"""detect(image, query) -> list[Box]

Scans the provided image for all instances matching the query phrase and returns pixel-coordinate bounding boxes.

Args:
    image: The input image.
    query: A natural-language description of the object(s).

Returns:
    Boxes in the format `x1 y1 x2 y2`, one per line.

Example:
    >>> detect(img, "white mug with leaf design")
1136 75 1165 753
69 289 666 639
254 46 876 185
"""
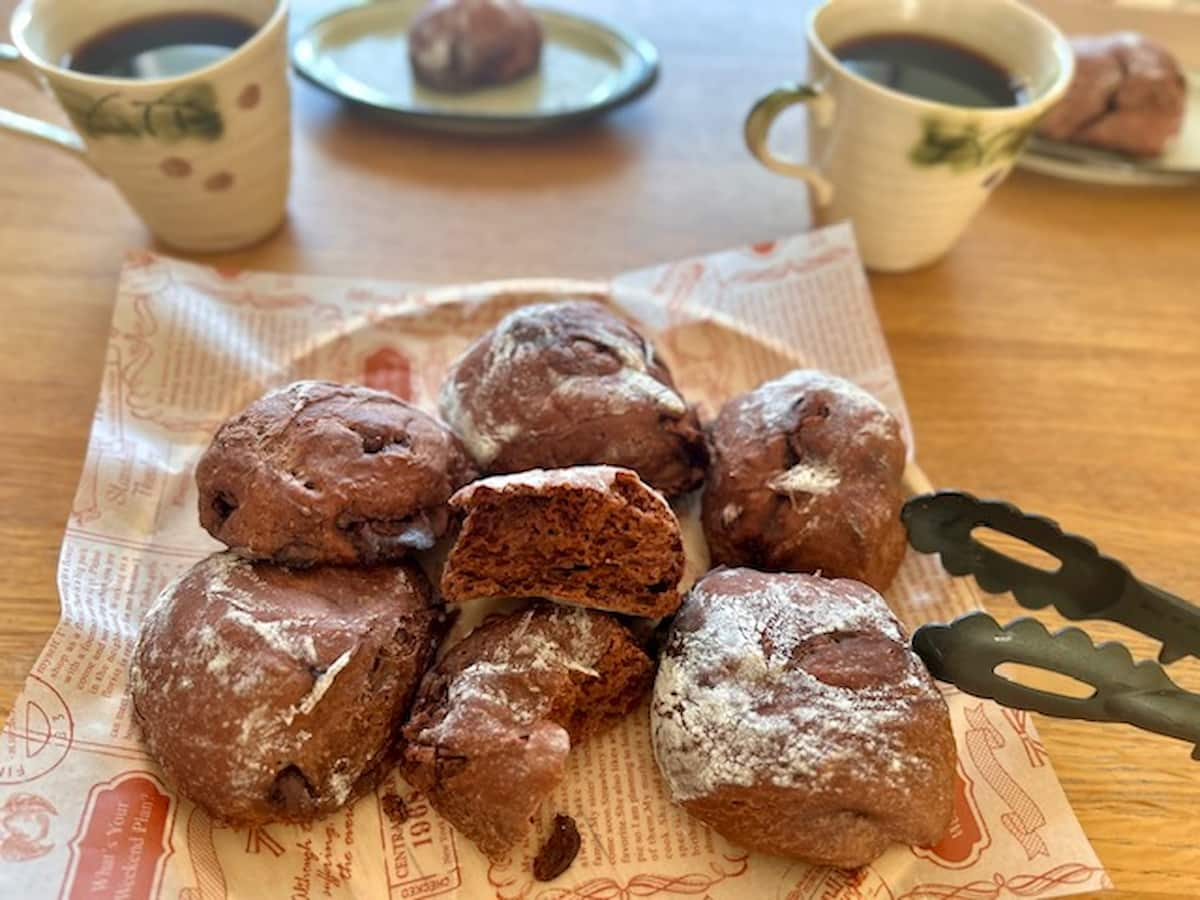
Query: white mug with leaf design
745 0 1073 272
2 0 290 252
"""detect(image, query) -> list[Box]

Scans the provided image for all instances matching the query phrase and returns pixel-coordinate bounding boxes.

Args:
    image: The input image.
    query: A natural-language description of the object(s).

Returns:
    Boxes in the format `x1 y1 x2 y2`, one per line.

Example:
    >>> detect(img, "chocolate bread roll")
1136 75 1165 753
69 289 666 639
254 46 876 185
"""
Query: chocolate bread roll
409 0 543 93
400 604 653 859
1038 33 1186 157
651 568 955 868
438 300 708 496
702 369 908 591
196 380 476 566
130 552 444 825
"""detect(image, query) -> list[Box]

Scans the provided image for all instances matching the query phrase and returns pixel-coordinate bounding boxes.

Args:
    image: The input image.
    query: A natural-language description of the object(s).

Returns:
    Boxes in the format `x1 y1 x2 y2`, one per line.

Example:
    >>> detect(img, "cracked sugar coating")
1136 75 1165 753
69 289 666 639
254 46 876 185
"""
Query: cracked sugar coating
650 568 955 868
441 465 686 618
702 369 907 591
129 552 444 825
438 300 708 496
400 603 653 860
197 380 477 565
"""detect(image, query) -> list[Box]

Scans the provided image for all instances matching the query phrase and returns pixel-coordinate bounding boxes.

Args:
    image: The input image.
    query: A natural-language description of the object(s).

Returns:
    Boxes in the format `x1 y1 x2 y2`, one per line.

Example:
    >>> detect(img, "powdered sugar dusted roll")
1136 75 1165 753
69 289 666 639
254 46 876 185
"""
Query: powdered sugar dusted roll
650 568 955 868
408 0 543 93
196 380 476 566
400 603 654 859
129 552 444 824
1037 33 1185 158
701 369 908 591
438 300 708 496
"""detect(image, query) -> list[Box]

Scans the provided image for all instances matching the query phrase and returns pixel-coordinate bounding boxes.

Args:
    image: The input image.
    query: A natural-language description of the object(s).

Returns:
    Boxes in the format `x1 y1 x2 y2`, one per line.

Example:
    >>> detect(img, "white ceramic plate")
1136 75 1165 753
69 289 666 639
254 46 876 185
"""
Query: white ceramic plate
1018 69 1200 186
291 1 659 135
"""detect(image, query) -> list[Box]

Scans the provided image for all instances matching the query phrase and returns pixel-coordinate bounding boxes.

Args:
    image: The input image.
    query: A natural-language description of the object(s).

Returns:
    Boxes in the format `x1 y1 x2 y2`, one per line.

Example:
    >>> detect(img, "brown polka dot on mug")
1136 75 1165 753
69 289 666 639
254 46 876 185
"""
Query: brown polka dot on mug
237 84 261 109
204 172 235 192
160 157 192 178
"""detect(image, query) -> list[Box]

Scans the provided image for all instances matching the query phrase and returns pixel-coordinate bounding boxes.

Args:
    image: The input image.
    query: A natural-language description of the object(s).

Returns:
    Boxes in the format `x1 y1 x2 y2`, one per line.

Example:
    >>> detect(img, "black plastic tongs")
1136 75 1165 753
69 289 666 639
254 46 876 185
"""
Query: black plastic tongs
903 491 1200 760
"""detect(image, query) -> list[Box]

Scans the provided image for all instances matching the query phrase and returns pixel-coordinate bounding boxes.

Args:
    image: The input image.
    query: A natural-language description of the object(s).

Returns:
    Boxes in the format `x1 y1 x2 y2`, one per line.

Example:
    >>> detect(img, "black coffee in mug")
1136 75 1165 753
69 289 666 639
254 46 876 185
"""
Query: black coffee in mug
834 33 1027 108
62 12 257 79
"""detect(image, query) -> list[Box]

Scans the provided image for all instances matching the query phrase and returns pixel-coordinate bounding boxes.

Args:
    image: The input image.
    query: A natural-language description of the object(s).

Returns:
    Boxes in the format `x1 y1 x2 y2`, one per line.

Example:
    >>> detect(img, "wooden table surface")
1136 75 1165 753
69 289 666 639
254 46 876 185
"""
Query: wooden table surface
2 0 1198 895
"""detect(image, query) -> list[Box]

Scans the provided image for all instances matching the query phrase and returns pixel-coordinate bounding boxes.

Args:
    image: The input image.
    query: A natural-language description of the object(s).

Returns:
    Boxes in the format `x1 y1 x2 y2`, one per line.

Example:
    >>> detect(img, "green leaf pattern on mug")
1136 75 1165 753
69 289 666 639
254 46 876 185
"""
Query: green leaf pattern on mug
910 118 1033 171
56 84 223 142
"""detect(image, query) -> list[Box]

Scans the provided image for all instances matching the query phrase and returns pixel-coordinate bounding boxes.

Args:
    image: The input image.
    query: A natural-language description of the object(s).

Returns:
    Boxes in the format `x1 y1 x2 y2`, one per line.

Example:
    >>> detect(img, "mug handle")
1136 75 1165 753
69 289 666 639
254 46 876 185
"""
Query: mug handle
0 44 89 159
744 82 835 206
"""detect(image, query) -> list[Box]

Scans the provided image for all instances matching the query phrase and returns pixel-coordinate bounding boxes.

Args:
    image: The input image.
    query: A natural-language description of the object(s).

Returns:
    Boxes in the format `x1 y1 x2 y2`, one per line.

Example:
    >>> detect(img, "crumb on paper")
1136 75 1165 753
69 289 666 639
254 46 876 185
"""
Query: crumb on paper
532 813 581 882
381 793 409 824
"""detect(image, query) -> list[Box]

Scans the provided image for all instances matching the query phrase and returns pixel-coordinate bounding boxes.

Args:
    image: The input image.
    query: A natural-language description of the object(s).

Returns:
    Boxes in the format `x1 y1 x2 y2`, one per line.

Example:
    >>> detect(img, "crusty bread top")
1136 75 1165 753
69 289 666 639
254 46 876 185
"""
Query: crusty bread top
438 300 707 495
131 551 442 824
652 567 948 803
450 464 672 510
197 380 475 565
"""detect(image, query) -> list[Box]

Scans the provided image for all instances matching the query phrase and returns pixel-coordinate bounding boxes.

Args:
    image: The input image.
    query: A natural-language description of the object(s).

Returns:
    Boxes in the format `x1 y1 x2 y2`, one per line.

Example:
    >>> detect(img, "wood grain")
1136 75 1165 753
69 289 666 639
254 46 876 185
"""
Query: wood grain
1 0 1198 894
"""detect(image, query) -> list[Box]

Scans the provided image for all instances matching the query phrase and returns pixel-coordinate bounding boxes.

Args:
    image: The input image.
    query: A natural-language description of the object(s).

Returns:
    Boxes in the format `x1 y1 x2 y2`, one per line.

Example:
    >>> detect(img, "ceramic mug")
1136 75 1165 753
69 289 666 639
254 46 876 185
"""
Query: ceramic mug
745 0 1073 272
1 0 290 252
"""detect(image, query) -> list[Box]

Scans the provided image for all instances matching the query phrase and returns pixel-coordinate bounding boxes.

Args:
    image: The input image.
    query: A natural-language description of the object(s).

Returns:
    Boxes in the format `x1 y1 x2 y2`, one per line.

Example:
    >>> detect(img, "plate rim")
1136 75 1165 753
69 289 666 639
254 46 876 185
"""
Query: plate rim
1022 135 1200 179
290 1 661 132
1018 141 1200 186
